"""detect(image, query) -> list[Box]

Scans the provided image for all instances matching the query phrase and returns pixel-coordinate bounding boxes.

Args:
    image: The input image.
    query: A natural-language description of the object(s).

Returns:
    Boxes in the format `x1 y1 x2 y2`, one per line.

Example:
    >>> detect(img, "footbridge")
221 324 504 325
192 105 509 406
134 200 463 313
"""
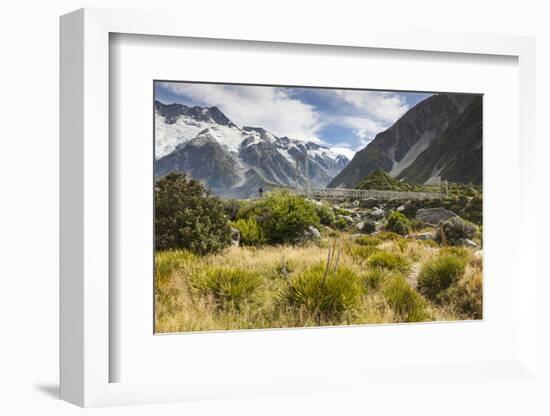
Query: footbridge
297 187 445 200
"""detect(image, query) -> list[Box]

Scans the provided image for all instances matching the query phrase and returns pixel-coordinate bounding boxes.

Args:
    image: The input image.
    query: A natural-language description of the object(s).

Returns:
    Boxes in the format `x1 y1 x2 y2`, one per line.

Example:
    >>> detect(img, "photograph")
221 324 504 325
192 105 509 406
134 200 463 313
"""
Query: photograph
154 81 483 333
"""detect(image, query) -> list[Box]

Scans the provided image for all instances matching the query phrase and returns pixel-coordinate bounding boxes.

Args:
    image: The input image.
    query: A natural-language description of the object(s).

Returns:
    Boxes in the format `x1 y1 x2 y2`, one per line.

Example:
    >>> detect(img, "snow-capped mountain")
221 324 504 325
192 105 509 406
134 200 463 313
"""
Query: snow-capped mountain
155 101 349 198
328 93 482 188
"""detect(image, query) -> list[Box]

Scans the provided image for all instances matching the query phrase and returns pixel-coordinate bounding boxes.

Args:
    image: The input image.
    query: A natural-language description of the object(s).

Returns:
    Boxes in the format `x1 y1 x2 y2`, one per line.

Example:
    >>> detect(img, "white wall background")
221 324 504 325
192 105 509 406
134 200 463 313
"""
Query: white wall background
0 1 548 415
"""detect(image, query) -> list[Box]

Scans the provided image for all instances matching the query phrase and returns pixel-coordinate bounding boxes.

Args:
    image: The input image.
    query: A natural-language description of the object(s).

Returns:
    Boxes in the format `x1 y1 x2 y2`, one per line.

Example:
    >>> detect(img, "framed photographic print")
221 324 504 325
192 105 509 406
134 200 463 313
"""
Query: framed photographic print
60 8 540 409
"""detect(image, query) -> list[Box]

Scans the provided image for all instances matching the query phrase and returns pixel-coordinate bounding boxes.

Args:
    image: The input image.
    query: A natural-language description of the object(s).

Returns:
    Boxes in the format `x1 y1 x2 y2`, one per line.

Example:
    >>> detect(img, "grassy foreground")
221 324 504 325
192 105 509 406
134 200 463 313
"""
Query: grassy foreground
155 232 482 333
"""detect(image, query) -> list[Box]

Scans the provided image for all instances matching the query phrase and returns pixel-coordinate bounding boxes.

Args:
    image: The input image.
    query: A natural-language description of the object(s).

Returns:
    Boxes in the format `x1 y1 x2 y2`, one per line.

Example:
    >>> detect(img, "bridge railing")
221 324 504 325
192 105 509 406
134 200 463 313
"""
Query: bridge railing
297 187 444 200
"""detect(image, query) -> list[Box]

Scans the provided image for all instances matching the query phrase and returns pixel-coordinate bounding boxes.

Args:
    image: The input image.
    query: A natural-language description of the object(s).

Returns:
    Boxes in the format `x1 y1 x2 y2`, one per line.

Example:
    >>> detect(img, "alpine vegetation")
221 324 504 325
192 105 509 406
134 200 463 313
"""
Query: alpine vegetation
154 81 483 332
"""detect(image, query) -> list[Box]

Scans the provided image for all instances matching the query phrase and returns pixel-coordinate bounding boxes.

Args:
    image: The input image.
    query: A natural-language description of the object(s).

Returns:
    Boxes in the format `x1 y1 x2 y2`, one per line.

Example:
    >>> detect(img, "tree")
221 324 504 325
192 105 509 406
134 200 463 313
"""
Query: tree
155 172 231 255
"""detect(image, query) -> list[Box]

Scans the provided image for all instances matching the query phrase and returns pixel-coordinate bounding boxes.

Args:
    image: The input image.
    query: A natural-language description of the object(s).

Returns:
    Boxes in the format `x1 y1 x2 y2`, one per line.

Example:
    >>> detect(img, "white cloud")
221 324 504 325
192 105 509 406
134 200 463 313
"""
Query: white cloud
159 82 323 140
330 146 356 160
339 116 387 145
334 90 410 123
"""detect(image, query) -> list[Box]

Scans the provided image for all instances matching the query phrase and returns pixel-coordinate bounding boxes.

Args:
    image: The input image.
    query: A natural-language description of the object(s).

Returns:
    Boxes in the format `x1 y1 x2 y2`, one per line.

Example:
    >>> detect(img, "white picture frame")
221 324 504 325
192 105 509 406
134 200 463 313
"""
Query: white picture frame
60 8 538 408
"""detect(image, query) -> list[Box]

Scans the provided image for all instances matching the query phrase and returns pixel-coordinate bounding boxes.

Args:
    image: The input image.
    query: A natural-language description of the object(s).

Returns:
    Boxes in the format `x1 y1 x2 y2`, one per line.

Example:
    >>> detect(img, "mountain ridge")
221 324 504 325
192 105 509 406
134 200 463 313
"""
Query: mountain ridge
155 101 349 198
328 93 482 188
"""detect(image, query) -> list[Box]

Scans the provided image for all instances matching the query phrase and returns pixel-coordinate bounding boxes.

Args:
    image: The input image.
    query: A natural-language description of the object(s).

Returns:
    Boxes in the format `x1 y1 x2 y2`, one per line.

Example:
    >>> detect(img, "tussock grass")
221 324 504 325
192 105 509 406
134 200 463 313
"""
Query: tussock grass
383 275 431 322
155 235 482 332
367 252 410 273
351 245 381 261
417 255 467 301
191 267 262 309
155 249 195 284
280 263 363 324
354 236 382 247
376 231 402 241
362 268 390 291
439 246 471 261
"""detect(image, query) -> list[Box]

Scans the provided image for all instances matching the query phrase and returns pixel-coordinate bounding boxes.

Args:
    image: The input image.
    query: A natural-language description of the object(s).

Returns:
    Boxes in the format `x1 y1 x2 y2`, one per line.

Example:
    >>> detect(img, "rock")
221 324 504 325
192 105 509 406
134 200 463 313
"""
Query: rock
416 207 457 225
230 227 241 247
458 238 477 248
396 205 406 212
435 217 477 245
304 225 321 241
360 197 378 208
307 198 323 207
415 232 435 241
356 219 376 234
370 207 385 220
337 215 354 224
352 200 360 207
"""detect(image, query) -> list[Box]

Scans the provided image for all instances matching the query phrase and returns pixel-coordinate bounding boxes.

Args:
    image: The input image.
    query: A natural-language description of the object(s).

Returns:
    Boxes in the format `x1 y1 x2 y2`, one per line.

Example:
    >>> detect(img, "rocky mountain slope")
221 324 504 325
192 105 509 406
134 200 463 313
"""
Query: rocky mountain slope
328 93 482 188
155 101 349 198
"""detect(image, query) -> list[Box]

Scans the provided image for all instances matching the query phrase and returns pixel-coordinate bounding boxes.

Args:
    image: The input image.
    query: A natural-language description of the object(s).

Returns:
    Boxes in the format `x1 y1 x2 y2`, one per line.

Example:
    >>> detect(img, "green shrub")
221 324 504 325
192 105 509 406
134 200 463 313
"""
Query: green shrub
191 267 262 309
155 250 195 284
315 203 336 226
281 263 363 323
358 219 376 234
334 207 354 216
241 191 320 245
410 219 425 231
220 199 245 221
383 276 431 322
232 218 266 246
417 255 467 301
435 217 477 246
367 252 409 272
357 170 420 192
155 173 232 255
384 211 412 236
334 216 350 231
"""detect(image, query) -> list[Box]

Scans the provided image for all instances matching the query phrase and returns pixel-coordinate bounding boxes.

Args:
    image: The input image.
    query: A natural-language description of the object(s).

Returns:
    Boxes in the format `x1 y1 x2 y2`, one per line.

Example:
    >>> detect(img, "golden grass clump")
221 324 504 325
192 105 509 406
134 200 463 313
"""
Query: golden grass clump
417 254 467 301
280 262 364 324
154 233 481 332
366 251 410 273
382 275 431 323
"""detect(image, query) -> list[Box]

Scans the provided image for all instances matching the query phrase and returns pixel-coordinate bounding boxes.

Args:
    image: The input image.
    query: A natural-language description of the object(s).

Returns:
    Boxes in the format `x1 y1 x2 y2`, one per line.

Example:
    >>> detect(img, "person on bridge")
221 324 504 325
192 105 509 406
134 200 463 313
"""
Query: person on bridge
258 184 264 198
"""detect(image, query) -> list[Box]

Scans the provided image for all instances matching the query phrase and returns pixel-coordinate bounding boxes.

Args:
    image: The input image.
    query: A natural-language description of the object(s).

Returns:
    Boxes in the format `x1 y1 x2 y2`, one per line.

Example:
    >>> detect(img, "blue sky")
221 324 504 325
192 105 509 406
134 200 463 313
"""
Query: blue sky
155 82 432 159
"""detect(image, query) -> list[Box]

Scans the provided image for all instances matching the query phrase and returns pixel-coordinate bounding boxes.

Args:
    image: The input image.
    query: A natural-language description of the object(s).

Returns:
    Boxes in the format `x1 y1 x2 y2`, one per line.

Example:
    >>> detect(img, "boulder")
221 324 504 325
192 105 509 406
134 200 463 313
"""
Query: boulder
370 207 385 220
360 197 378 208
458 238 478 248
415 232 436 241
230 227 241 247
337 215 355 224
416 207 457 225
304 225 321 241
396 205 406 212
307 198 323 207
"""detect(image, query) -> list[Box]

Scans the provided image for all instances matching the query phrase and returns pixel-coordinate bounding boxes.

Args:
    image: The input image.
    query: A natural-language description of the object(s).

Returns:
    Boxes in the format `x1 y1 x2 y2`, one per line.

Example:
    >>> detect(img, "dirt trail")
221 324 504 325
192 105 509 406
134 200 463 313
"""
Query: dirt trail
407 263 421 288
